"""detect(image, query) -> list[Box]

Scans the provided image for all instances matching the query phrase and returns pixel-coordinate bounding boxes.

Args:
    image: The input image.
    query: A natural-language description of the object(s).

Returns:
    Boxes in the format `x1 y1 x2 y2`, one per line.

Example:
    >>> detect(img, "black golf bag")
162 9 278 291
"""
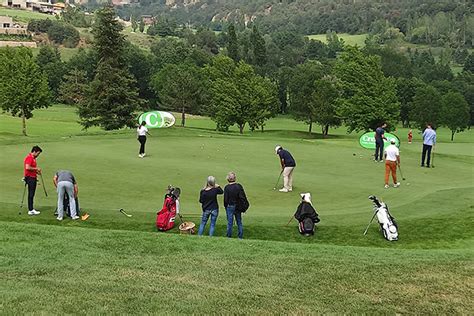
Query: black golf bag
54 194 80 217
294 201 320 236
368 195 398 241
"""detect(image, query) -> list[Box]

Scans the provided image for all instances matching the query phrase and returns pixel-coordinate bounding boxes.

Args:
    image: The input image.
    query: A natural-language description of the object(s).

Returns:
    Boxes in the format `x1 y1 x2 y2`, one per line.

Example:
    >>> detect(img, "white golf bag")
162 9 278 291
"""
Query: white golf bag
368 196 398 241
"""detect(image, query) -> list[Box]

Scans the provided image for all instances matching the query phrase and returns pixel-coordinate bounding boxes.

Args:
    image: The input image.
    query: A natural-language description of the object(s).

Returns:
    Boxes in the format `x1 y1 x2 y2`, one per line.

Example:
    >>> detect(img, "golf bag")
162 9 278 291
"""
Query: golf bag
156 186 181 231
294 200 320 236
54 194 80 217
368 195 398 241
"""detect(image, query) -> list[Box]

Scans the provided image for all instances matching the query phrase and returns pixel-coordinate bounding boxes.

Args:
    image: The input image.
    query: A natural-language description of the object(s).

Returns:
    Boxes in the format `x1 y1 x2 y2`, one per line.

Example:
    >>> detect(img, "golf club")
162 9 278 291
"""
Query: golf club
178 213 185 224
398 164 406 181
363 212 378 235
39 173 48 197
273 170 283 190
431 147 435 168
19 179 27 215
119 208 132 217
285 215 294 226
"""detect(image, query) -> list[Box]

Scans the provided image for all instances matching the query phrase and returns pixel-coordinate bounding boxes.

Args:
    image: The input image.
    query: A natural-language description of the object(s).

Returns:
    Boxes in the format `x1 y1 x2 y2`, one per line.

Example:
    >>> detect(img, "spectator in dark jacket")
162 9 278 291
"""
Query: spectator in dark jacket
198 176 223 236
223 172 247 239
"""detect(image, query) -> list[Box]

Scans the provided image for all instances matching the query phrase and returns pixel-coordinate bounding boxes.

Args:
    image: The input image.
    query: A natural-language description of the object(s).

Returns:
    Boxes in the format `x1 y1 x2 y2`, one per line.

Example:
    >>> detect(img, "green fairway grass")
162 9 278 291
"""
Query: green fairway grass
0 105 473 313
307 33 368 47
0 7 53 23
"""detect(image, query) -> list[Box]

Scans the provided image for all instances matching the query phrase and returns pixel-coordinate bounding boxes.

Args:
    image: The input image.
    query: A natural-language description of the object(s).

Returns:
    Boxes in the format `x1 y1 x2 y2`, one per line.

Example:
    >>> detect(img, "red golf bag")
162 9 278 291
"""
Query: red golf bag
156 187 181 231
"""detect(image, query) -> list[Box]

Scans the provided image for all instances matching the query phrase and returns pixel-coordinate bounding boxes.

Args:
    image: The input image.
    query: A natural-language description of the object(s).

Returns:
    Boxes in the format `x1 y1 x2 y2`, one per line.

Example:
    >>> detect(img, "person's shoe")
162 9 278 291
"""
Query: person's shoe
426 165 430 168
56 216 63 221
28 209 40 216
279 188 289 192
71 215 80 220
142 153 146 157
394 183 400 188
421 164 424 167
288 189 293 192
384 184 389 189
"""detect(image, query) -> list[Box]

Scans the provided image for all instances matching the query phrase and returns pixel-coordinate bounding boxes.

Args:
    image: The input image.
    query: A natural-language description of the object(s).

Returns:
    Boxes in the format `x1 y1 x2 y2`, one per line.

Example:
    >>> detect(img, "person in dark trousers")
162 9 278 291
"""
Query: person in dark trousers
223 172 247 239
137 121 151 158
421 123 437 168
198 176 223 236
374 123 387 162
23 145 42 216
275 145 296 192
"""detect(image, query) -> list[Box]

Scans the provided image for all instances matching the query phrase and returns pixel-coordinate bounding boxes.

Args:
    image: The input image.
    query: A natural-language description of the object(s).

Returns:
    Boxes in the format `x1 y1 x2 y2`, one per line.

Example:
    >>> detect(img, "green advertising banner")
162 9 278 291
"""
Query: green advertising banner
138 111 176 129
359 132 400 149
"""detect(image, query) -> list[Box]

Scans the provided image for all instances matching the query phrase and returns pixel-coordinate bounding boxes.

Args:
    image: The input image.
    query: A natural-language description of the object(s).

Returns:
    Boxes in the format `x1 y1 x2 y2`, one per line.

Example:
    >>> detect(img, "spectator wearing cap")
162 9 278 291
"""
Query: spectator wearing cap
384 140 400 189
275 145 296 193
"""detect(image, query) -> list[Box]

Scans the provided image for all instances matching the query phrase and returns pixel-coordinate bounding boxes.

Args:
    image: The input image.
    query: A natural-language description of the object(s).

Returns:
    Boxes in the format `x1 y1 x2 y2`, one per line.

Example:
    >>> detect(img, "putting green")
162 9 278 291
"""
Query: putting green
0 105 472 313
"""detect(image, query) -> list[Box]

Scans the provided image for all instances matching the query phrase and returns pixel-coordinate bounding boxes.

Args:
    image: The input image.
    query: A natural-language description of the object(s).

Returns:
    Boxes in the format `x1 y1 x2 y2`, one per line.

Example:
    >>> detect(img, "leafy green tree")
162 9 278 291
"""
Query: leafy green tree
440 92 470 141
188 27 219 55
288 61 328 133
139 18 145 33
411 85 442 130
326 31 345 58
206 56 278 133
78 5 142 130
396 77 423 127
150 38 192 69
334 47 400 132
250 25 267 67
67 48 97 81
47 22 80 48
36 45 67 100
0 47 51 136
151 63 205 127
124 43 155 102
312 76 342 136
464 53 474 73
305 39 328 60
58 69 87 105
227 24 239 62
131 15 138 32
247 76 280 132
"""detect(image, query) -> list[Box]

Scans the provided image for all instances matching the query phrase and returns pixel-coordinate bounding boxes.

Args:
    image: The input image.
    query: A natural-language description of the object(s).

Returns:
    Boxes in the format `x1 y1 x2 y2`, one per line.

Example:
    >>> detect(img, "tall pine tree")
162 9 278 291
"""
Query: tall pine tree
250 25 267 67
227 24 239 62
78 5 142 130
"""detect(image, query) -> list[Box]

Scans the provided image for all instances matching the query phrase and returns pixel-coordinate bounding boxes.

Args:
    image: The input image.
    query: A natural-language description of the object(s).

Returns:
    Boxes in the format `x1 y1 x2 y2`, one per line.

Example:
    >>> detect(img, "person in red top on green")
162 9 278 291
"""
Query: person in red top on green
23 145 43 216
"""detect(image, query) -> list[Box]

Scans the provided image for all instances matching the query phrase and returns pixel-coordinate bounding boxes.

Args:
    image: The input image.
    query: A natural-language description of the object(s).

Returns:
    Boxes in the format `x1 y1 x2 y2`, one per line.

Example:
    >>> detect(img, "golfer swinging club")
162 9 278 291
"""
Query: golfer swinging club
23 145 43 216
275 145 296 193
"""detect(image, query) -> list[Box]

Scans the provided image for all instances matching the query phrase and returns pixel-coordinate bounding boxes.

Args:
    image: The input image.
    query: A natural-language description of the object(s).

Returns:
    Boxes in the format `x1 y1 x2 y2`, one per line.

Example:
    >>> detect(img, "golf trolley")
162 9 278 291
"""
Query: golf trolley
364 195 398 241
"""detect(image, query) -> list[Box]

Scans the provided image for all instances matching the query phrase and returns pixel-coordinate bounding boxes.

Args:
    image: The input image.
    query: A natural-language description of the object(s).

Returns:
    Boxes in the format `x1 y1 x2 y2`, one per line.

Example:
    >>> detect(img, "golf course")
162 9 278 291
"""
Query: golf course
0 105 472 314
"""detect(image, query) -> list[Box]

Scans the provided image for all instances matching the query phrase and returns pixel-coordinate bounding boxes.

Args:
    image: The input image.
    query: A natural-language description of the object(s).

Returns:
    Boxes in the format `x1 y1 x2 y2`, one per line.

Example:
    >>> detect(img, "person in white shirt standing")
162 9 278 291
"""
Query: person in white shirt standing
137 121 151 158
384 140 401 189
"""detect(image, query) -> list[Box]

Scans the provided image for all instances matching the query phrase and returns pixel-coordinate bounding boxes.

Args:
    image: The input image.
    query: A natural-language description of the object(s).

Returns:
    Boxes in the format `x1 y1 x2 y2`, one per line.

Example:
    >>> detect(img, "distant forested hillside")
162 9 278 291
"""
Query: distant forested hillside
111 0 473 47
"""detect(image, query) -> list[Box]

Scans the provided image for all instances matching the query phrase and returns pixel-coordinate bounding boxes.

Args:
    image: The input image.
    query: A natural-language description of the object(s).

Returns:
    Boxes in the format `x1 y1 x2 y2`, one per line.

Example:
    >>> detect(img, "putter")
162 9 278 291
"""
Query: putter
19 179 27 215
273 171 283 190
398 165 406 181
39 173 48 197
431 148 435 168
363 212 378 235
119 208 132 217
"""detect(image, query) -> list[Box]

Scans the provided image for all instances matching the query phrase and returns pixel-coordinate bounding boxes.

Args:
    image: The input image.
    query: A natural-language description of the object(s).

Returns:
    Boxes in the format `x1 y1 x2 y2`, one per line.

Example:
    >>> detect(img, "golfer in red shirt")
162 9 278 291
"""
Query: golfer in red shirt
23 145 43 215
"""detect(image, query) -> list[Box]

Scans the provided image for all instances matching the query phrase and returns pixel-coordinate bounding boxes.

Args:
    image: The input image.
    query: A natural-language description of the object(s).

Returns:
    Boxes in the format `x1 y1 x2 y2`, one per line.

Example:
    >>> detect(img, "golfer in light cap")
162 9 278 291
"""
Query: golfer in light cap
275 145 296 192
383 139 400 189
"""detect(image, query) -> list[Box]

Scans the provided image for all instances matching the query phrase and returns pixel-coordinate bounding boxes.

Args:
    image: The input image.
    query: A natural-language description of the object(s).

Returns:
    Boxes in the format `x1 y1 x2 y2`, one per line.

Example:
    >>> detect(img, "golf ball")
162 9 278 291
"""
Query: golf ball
407 183 410 185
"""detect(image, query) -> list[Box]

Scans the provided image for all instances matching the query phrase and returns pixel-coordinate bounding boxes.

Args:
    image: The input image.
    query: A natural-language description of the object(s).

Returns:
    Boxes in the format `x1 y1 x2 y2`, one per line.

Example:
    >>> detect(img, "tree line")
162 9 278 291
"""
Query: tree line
0 5 472 140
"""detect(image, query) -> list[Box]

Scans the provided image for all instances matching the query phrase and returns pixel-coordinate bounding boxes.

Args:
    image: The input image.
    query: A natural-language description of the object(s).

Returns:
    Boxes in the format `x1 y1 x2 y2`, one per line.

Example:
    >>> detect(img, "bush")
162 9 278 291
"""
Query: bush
27 19 53 33
47 22 80 47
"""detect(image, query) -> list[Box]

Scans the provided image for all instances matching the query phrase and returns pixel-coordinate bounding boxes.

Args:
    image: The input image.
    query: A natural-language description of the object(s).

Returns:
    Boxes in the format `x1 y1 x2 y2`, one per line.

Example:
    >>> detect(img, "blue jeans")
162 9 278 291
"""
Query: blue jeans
226 205 243 239
198 209 218 236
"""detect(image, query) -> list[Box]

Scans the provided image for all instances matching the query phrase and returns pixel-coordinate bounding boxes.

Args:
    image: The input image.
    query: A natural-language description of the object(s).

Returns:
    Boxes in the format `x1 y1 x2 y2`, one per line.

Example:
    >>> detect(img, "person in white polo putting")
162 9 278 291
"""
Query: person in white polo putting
384 140 401 189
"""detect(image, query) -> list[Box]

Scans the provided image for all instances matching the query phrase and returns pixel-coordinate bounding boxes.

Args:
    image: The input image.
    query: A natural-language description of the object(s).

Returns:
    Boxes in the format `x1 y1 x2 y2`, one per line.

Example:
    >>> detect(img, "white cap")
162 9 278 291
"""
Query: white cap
275 145 282 154
300 193 312 204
